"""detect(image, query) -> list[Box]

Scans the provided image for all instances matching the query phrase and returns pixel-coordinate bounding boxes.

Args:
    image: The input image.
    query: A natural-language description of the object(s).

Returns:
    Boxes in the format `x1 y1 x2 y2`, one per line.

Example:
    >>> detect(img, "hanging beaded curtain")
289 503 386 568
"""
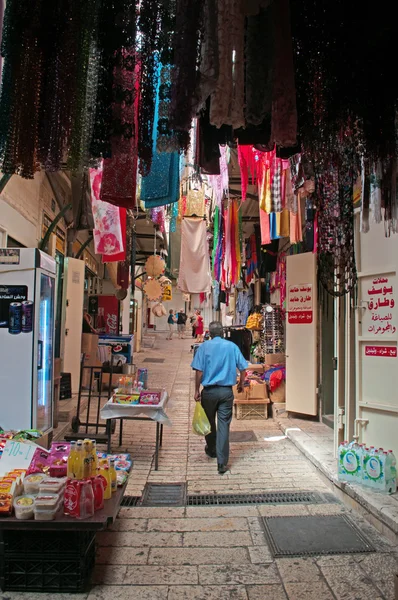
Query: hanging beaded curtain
0 0 102 177
137 0 163 176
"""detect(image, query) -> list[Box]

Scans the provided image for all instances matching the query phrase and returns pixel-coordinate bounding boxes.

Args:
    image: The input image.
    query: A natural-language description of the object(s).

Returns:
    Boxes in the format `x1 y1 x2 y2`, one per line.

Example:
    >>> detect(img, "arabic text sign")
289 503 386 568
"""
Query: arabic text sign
363 275 396 337
288 284 313 324
365 346 397 358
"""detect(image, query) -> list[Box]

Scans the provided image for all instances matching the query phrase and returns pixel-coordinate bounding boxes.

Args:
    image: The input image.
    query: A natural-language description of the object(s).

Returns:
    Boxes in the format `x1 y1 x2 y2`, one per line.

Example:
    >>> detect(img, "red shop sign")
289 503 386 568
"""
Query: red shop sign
288 311 313 324
365 345 397 358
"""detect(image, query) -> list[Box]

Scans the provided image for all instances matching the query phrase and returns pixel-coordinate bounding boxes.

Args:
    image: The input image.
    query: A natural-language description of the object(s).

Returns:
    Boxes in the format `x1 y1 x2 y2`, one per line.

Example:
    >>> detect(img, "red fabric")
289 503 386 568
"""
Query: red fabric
101 53 140 209
195 315 204 335
238 145 257 201
102 209 127 263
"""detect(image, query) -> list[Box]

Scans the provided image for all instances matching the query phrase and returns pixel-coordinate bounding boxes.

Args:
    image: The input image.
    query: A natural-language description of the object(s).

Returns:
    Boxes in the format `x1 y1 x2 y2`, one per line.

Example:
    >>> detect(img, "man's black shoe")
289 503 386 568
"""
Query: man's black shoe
205 446 216 459
218 463 229 475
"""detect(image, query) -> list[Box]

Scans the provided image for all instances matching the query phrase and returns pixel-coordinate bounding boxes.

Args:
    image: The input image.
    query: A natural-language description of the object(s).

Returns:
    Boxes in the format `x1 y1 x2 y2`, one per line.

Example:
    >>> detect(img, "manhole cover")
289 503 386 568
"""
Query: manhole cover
262 515 375 557
143 358 165 363
230 430 257 442
141 483 185 506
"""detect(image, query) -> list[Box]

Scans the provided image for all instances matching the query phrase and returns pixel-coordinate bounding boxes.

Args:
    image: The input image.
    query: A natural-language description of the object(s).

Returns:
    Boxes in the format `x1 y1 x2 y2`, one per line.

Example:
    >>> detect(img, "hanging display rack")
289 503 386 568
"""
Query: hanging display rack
260 305 285 355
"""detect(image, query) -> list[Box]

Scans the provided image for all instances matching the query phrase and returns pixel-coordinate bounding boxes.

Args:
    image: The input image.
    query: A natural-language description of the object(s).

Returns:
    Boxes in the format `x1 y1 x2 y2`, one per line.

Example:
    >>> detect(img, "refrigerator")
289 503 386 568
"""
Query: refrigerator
0 248 56 433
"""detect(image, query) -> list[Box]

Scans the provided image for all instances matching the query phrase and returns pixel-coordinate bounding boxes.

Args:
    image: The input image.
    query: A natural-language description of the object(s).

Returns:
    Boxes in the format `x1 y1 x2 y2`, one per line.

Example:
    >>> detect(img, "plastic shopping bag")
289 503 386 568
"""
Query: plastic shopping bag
192 402 211 436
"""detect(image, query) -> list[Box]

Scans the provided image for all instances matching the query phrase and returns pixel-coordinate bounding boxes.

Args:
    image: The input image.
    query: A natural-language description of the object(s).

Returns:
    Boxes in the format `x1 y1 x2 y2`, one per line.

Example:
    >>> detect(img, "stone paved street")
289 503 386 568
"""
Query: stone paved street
4 335 398 600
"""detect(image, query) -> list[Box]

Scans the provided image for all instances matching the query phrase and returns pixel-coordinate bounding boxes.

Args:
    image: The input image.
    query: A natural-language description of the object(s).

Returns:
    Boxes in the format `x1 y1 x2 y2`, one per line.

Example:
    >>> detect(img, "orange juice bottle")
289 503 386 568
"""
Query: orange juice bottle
99 465 112 500
74 441 84 479
67 441 77 478
82 440 92 479
90 440 98 476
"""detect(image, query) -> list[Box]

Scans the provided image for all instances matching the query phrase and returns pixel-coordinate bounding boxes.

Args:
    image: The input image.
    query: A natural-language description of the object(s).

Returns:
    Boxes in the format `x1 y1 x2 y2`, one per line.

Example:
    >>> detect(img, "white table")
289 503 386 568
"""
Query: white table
100 392 171 470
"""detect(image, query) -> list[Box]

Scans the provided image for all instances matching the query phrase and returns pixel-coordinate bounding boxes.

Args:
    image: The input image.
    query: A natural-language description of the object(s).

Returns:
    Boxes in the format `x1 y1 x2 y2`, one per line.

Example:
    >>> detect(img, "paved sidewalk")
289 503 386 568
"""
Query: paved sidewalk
7 335 397 600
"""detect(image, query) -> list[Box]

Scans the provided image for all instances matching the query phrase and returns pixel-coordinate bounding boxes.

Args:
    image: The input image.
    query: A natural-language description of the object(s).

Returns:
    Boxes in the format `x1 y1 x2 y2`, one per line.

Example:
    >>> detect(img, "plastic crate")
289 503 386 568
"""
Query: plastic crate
235 402 268 420
2 529 95 557
1 542 95 592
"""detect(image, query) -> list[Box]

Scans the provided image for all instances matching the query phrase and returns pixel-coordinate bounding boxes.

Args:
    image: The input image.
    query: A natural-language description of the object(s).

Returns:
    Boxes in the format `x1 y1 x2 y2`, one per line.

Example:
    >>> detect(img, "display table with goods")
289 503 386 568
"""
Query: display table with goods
100 383 170 470
0 435 131 593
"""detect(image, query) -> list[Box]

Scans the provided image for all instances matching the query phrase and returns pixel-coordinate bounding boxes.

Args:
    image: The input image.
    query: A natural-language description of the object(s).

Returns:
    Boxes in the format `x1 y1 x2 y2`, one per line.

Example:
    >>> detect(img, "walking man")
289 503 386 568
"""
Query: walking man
191 321 248 474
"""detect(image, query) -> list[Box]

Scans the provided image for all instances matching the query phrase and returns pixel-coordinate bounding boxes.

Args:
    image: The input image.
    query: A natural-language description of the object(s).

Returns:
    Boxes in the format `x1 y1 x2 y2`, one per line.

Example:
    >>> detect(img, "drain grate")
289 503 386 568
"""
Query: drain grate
262 515 375 557
230 431 257 443
121 496 141 507
143 358 165 363
121 490 338 508
187 491 333 506
141 483 186 506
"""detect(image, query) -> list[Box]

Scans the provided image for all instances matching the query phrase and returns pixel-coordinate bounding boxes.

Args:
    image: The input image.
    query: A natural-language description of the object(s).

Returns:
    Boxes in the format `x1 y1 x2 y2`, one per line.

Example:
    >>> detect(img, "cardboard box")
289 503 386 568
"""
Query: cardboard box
81 333 99 354
247 363 264 373
233 385 248 401
264 353 285 366
247 382 268 400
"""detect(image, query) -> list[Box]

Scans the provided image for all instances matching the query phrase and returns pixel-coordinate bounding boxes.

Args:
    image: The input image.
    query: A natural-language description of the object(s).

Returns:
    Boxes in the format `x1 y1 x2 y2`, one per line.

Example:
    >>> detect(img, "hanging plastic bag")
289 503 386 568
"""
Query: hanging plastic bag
192 402 211 436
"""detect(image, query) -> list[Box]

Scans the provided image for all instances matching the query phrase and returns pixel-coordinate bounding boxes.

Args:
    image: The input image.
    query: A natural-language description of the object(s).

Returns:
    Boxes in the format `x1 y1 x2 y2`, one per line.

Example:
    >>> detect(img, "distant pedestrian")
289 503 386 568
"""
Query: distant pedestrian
195 310 204 343
167 309 176 340
191 321 248 474
177 309 187 339
190 312 197 338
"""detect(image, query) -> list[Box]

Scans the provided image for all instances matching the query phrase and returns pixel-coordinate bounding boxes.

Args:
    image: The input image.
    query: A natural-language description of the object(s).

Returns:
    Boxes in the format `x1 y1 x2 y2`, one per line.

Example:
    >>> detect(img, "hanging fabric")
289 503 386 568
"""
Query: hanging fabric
178 217 211 294
207 145 229 207
141 63 180 208
90 164 126 262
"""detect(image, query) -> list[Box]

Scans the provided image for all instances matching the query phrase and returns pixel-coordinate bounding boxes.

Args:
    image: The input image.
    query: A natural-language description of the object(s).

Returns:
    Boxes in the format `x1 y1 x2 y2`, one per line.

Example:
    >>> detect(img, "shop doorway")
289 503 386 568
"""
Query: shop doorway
320 293 335 428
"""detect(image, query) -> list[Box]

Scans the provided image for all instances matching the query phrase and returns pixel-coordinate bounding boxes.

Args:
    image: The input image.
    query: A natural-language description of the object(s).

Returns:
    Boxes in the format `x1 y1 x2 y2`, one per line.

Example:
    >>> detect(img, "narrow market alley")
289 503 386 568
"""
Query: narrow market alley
70 335 398 600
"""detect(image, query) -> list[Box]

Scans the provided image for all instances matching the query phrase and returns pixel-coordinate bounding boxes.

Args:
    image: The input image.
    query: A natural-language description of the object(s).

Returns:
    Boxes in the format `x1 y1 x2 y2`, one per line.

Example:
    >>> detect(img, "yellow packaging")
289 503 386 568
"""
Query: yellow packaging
99 466 112 500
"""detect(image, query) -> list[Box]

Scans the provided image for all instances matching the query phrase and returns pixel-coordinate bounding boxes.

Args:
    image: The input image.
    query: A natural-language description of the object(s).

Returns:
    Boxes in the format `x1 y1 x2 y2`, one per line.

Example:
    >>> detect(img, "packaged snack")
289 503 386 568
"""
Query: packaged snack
27 447 51 475
34 493 62 520
24 473 46 494
39 477 67 494
0 481 15 495
114 459 132 472
0 493 12 515
49 442 70 466
14 495 35 520
116 471 128 486
139 390 161 405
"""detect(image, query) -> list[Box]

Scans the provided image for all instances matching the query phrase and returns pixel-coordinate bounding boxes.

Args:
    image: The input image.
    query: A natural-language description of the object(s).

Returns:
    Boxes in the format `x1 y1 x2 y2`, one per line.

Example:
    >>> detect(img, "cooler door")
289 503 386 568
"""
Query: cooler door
35 271 55 432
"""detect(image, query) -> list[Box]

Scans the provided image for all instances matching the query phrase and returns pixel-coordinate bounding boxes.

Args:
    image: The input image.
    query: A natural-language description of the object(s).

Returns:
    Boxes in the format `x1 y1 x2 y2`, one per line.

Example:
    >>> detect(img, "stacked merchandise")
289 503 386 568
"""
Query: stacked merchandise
112 368 162 406
261 305 285 355
233 364 269 420
0 439 132 520
338 441 397 495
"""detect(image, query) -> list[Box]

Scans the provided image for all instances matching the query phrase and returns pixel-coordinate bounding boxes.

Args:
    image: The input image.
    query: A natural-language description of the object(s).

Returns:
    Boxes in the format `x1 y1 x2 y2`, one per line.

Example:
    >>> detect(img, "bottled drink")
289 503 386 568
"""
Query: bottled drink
77 480 94 520
99 465 112 500
338 440 361 483
90 440 98 476
67 441 77 479
385 450 397 494
83 440 92 479
96 307 106 333
109 458 117 494
75 441 84 480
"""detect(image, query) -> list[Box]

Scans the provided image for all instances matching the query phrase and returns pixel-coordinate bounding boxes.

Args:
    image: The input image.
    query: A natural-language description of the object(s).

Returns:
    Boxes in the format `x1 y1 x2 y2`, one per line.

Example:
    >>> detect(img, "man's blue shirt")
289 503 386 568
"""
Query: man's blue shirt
191 336 248 386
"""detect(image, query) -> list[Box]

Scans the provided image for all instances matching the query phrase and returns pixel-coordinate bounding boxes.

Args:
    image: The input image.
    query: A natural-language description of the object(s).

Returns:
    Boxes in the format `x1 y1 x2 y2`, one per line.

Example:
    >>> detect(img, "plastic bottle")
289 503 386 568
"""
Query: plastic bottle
83 440 92 479
385 450 397 494
75 441 84 480
67 441 77 479
77 480 94 520
363 447 384 490
90 440 98 476
109 458 117 494
99 465 112 500
339 440 362 483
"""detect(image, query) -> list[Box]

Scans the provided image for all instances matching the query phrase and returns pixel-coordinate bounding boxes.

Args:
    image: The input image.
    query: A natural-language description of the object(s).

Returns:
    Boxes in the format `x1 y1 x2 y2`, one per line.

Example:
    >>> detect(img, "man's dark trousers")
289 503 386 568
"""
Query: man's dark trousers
201 385 234 465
